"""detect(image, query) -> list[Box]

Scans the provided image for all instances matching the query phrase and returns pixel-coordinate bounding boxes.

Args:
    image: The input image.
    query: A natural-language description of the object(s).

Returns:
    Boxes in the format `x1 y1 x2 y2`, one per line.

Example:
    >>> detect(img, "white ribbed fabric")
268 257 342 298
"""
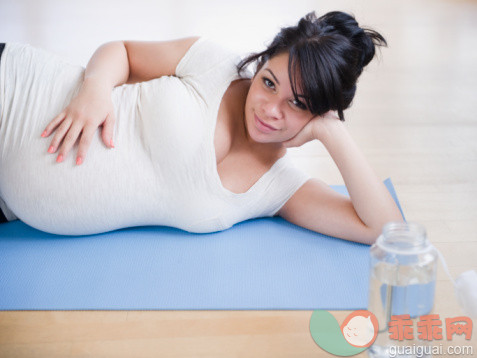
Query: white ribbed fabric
0 38 310 235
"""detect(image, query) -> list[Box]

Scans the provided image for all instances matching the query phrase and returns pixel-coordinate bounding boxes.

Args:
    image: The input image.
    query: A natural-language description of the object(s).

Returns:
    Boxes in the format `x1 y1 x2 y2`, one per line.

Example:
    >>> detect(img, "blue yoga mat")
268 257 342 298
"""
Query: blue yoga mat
0 179 402 310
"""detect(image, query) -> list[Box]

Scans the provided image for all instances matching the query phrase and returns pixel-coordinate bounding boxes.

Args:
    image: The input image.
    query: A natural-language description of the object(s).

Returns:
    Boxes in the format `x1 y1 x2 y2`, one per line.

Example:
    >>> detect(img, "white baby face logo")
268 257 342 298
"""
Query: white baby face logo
342 315 375 347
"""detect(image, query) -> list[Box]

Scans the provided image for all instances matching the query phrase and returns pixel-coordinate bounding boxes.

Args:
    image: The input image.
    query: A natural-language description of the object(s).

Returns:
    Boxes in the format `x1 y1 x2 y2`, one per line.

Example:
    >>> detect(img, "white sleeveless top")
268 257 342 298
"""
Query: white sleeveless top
0 38 311 235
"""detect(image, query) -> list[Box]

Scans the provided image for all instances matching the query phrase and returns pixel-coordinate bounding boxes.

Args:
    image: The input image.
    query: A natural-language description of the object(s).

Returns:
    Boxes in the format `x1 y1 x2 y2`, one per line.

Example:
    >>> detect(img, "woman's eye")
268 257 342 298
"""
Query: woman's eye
291 99 307 110
262 77 275 89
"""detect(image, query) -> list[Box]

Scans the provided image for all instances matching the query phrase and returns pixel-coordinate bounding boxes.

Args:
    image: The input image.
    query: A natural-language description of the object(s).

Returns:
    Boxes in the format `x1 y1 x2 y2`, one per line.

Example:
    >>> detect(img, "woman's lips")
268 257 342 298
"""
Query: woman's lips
254 114 278 133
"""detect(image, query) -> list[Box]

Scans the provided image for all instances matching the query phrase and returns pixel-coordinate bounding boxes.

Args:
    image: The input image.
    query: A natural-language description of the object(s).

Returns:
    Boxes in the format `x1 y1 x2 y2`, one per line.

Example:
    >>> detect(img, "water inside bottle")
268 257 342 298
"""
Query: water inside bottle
367 261 436 357
370 261 436 324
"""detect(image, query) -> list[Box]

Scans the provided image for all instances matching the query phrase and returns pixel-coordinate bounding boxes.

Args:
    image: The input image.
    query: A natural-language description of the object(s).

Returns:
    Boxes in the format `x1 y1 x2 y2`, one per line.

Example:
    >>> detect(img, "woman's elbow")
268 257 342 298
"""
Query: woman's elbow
366 214 406 245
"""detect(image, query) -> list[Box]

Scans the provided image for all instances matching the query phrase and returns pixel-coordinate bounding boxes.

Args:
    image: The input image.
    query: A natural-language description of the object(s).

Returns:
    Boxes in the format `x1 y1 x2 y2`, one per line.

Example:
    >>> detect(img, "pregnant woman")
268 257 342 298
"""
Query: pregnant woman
0 11 403 243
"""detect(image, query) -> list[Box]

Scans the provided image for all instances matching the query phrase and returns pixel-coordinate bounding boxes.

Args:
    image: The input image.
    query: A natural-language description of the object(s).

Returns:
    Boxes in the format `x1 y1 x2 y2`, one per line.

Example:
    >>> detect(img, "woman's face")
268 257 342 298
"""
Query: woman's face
244 52 315 144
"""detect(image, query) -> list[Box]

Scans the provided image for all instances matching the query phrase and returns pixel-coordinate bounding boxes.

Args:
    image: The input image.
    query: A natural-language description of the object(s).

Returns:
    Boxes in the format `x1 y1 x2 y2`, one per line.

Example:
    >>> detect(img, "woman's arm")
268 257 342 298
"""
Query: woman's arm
52 36 200 92
278 115 404 245
124 37 199 83
42 37 199 164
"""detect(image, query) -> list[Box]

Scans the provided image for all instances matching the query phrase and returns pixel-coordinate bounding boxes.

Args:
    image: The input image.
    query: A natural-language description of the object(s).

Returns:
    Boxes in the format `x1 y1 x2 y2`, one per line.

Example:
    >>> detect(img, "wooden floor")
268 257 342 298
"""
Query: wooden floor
1 0 476 356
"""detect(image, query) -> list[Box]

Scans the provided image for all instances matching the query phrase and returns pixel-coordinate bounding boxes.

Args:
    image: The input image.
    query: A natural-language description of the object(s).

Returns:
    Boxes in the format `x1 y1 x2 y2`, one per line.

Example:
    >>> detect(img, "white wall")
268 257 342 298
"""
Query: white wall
1 0 390 67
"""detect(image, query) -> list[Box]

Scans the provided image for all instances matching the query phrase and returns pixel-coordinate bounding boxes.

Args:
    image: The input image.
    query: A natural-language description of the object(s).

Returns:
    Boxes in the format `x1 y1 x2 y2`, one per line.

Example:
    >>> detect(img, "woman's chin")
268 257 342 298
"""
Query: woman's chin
246 128 265 142
249 131 273 144
245 125 287 147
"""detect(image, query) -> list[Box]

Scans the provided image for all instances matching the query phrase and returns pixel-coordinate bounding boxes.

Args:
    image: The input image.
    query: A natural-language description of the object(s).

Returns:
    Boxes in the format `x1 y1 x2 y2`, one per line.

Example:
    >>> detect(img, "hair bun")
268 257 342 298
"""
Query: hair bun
237 10 387 121
313 11 387 71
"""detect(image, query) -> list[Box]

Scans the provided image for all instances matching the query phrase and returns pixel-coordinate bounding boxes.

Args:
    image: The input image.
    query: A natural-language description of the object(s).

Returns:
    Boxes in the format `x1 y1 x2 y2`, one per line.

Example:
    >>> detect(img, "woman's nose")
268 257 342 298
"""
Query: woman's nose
262 100 283 120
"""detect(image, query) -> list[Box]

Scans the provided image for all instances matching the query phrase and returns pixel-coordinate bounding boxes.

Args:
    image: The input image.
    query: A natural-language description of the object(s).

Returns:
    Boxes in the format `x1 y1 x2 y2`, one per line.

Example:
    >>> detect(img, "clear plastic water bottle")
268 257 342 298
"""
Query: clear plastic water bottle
367 222 438 357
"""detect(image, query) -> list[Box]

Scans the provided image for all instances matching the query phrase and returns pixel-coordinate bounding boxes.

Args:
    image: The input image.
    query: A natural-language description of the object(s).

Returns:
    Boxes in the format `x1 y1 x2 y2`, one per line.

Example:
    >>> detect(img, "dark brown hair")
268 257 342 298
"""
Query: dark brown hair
237 11 387 120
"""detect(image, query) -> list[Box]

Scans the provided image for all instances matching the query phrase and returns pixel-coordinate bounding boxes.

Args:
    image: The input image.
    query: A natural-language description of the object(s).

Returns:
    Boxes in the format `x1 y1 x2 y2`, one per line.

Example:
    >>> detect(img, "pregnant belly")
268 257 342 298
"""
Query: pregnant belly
0 132 161 235
0 43 163 235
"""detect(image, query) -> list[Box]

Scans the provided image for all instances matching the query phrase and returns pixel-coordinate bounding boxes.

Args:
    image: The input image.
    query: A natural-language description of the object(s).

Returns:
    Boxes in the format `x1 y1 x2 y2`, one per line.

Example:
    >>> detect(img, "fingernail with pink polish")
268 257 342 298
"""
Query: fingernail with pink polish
56 155 63 163
41 130 47 137
48 146 55 153
76 157 83 166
